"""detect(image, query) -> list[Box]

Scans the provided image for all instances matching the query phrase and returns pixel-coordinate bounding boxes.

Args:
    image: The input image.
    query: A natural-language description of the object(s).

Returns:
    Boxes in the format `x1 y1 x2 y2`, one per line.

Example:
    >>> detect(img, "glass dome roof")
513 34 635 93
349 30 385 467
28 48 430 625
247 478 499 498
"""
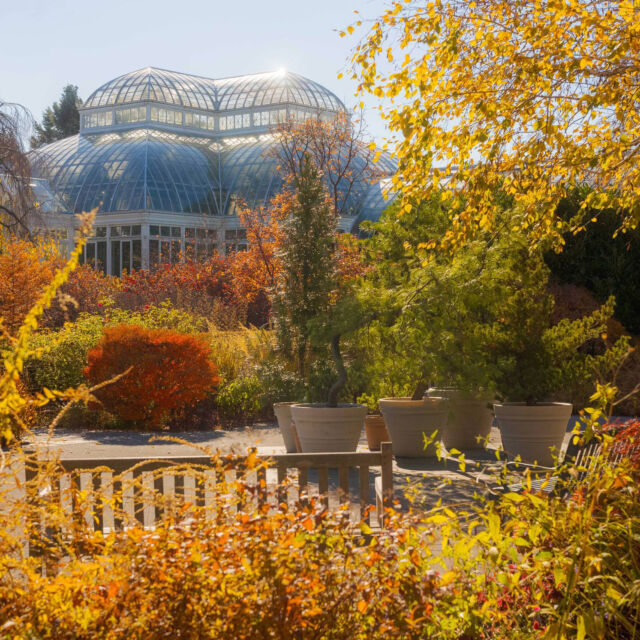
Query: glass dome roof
32 131 224 215
33 67 395 226
31 129 395 222
83 67 346 113
355 178 396 228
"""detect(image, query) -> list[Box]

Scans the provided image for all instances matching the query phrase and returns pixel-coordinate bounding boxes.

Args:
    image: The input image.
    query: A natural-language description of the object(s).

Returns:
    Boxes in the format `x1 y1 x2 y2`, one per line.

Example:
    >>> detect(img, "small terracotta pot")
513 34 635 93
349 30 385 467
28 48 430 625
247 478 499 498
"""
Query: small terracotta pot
364 414 390 451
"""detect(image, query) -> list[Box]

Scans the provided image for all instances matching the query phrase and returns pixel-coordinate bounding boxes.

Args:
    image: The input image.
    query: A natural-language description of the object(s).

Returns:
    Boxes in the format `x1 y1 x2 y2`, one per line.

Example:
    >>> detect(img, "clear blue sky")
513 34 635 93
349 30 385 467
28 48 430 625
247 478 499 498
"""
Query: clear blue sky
1 0 392 145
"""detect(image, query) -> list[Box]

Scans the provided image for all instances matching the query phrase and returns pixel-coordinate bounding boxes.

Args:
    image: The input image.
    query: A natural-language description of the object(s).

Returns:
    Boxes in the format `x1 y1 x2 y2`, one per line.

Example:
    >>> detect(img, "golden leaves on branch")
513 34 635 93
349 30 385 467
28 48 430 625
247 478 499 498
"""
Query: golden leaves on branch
348 0 640 249
0 209 97 442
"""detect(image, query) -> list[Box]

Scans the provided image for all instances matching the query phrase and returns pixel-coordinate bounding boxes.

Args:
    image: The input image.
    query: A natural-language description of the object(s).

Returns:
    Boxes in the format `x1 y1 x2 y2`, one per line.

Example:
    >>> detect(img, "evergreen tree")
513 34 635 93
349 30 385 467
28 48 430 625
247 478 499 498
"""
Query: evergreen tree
31 85 82 148
272 155 337 380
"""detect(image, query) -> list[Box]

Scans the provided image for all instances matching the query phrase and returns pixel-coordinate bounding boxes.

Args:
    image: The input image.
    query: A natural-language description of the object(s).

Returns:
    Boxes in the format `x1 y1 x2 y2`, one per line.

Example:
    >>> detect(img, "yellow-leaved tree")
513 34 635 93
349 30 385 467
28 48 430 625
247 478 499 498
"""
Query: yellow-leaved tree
347 0 640 248
0 211 96 443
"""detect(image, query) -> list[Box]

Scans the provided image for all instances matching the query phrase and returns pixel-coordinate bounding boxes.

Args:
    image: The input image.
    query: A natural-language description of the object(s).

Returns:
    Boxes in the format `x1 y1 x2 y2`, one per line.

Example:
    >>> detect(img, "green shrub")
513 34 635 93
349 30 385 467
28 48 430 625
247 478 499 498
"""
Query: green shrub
360 200 630 405
216 376 264 423
255 361 305 407
26 313 104 391
207 326 276 384
107 300 208 334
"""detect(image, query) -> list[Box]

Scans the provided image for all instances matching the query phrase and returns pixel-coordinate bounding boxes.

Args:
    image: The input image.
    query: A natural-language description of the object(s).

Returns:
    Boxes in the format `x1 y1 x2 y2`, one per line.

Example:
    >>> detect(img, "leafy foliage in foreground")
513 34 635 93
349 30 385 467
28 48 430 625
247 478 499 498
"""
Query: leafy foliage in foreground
348 0 640 248
0 431 638 639
0 207 638 639
0 211 95 442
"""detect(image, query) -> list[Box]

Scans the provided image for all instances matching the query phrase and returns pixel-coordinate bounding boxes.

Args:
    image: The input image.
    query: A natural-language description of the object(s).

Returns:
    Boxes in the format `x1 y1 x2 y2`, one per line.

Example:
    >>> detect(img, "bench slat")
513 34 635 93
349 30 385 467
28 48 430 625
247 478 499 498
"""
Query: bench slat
29 447 394 536
318 467 329 509
338 466 349 505
359 464 370 523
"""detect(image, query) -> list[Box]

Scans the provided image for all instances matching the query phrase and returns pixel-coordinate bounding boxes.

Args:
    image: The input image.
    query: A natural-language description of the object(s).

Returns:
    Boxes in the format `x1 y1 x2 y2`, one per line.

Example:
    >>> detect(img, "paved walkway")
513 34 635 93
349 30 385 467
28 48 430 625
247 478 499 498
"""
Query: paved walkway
27 423 287 459
26 418 622 512
23 424 507 512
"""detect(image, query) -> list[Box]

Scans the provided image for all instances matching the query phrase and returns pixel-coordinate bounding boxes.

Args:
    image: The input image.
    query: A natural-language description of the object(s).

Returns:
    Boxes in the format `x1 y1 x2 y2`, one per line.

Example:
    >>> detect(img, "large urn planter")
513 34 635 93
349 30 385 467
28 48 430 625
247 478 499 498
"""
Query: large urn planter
273 402 300 453
379 397 449 458
364 414 390 451
290 403 366 453
426 388 493 450
494 402 572 466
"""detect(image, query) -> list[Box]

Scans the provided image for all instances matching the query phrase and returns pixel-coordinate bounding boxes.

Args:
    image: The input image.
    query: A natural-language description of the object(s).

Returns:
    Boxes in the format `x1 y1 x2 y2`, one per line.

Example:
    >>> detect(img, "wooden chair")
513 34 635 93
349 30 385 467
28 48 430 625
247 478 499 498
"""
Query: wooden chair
498 425 630 498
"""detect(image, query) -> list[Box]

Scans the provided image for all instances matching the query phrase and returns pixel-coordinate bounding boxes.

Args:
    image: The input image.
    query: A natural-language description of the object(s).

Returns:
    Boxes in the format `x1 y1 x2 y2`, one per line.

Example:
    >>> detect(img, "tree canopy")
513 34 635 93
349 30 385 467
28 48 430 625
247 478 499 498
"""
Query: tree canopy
31 85 82 148
347 0 640 248
271 157 337 380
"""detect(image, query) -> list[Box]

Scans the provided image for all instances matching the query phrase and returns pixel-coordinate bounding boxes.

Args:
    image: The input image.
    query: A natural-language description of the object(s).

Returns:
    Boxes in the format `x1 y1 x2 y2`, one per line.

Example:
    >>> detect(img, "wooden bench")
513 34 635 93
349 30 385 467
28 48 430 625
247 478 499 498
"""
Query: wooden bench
495 425 638 498
23 443 394 546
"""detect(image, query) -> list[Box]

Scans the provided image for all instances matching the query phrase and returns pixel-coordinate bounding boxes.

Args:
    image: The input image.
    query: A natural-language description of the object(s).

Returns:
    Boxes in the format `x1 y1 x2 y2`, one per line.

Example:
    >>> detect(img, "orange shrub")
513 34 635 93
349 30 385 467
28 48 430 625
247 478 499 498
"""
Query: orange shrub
0 236 61 335
116 258 233 314
43 264 121 328
84 324 219 428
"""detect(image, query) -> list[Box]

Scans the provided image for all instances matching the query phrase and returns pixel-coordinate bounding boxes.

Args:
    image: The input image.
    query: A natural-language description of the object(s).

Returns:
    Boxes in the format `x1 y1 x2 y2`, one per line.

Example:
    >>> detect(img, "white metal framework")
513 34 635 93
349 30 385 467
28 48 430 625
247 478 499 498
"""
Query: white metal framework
30 67 395 273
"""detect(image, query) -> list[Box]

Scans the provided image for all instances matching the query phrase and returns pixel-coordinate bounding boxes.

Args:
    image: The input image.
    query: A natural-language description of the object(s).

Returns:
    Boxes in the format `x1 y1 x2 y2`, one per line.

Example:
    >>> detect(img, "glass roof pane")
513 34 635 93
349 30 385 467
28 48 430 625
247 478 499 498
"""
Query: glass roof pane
83 68 346 113
32 130 394 221
34 67 389 228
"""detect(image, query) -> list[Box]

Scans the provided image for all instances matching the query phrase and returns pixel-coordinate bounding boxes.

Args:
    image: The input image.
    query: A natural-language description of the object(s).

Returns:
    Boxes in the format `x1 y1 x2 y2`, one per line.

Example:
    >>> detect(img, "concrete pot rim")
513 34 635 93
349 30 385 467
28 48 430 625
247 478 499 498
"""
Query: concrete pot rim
273 401 300 409
291 403 366 410
494 402 572 410
379 397 448 406
427 387 495 402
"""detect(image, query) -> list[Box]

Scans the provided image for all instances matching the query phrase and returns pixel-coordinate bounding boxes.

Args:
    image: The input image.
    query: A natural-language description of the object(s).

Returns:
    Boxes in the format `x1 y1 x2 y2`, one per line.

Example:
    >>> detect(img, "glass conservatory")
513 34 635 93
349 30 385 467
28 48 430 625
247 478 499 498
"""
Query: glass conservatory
30 67 395 273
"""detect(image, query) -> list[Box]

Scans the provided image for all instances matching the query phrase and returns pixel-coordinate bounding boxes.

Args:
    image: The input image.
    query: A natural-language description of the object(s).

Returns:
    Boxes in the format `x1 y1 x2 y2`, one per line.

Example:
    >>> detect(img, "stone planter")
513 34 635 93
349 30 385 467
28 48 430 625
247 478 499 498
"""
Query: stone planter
379 397 449 457
364 414 390 451
494 402 572 466
273 402 300 453
290 403 366 453
426 388 493 450
290 422 302 453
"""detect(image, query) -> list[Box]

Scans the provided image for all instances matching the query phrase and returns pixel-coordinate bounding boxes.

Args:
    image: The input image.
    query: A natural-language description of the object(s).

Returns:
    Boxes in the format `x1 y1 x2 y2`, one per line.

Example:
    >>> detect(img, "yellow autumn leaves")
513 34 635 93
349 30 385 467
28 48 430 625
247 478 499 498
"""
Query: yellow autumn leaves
347 0 640 249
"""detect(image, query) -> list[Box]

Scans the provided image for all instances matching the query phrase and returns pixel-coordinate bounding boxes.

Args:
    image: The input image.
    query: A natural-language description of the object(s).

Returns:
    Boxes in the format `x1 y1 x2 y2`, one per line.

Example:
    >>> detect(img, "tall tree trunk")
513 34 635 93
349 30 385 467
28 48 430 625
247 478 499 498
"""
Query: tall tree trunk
328 334 347 408
411 380 428 401
297 340 306 380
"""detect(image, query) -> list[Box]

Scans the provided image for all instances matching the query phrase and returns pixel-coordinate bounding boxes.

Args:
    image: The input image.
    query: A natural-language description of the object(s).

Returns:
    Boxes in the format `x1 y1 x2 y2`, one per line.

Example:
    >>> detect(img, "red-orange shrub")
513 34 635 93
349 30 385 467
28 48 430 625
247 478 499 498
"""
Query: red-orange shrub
612 420 640 468
115 256 272 327
116 258 233 313
84 324 220 428
0 237 61 335
43 264 121 328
